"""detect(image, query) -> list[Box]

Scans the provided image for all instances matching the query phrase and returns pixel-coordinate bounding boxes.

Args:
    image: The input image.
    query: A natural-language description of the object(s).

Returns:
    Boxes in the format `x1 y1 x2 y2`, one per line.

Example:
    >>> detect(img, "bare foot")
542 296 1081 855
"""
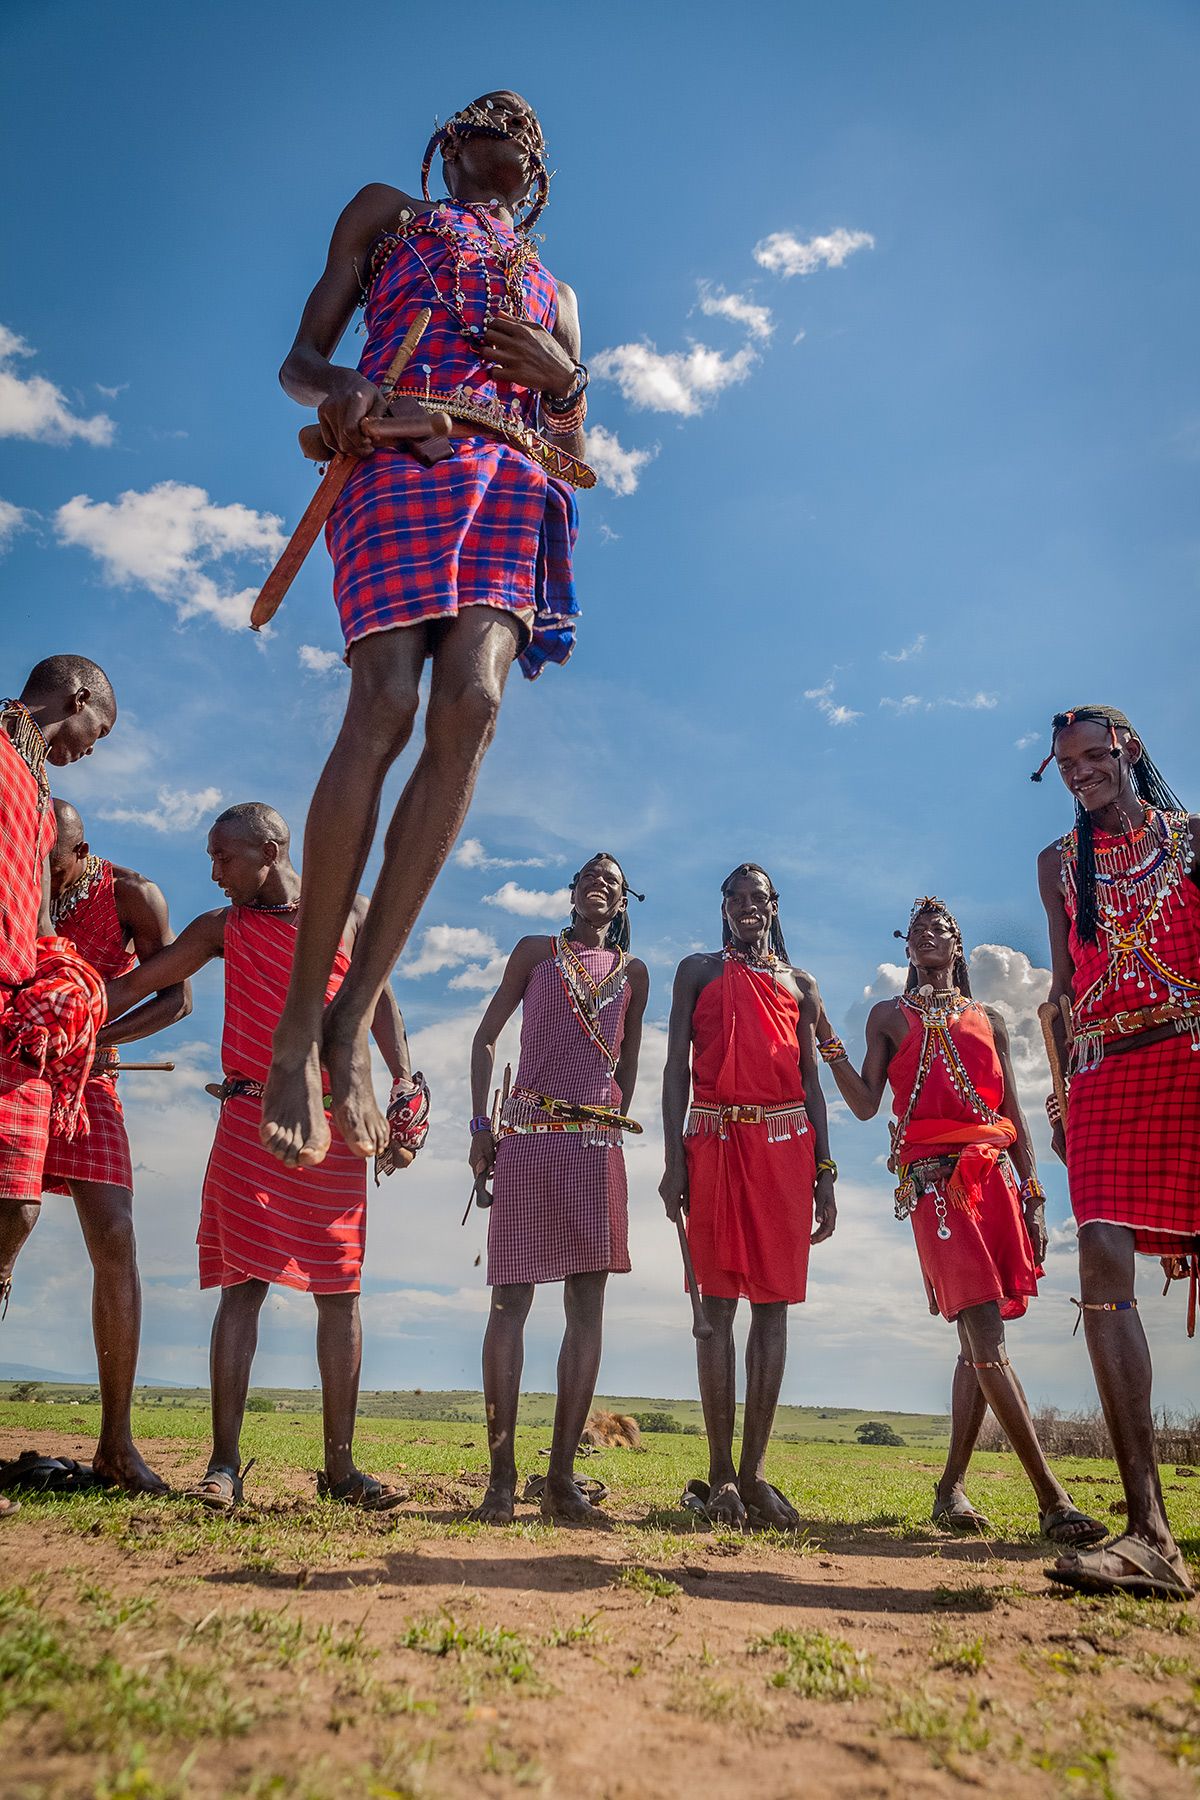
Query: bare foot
540 1476 611 1528
739 1477 799 1530
706 1479 748 1529
322 1006 389 1159
469 1482 516 1525
93 1444 169 1497
260 1037 331 1168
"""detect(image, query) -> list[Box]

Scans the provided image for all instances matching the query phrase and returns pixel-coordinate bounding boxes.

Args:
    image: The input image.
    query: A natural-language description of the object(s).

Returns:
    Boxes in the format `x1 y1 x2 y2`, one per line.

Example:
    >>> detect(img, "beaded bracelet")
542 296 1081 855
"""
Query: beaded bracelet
818 1036 847 1064
1044 1093 1062 1126
543 392 588 436
1020 1176 1047 1205
543 361 589 412
469 1115 492 1135
816 1158 839 1181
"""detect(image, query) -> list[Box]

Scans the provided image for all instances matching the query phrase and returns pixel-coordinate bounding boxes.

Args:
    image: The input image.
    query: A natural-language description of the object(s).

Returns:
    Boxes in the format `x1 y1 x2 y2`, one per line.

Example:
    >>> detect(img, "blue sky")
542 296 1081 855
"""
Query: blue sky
3 1 1199 1411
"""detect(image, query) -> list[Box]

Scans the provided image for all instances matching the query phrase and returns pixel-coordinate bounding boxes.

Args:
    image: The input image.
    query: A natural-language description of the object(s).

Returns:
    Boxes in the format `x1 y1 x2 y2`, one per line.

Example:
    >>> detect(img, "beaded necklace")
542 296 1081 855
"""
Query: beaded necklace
1063 808 1200 1015
0 699 50 813
367 201 537 344
51 853 105 928
894 990 1001 1138
247 898 300 915
723 942 780 975
554 930 627 1071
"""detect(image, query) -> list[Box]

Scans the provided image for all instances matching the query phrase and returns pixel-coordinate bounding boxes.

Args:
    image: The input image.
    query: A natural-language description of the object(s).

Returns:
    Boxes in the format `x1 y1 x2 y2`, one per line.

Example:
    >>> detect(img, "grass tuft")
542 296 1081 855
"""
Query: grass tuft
749 1627 872 1700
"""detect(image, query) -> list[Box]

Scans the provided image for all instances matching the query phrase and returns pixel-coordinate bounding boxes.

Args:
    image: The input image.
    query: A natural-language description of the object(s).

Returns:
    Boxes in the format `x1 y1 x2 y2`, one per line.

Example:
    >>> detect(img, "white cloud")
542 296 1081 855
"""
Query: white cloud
804 679 862 727
399 924 501 980
95 382 128 400
298 644 345 676
944 691 998 711
879 694 923 714
482 880 572 919
696 282 774 342
453 837 550 873
55 481 286 631
882 634 926 663
753 227 875 278
99 784 223 835
1015 731 1040 750
880 691 999 714
0 324 115 446
591 340 758 417
584 423 657 495
0 498 27 552
448 955 508 992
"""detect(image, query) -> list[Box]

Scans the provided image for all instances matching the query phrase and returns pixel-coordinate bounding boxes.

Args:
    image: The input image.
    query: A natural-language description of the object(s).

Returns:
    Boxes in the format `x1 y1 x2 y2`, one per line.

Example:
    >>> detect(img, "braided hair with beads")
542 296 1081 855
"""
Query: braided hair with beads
569 853 644 953
421 93 550 233
1030 704 1184 946
896 897 973 996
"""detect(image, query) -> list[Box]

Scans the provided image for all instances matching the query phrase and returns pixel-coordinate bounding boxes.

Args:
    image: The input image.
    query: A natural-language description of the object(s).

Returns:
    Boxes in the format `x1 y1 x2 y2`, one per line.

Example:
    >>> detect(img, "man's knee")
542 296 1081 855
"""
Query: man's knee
564 1272 607 1324
346 650 421 756
490 1283 534 1325
76 1188 136 1266
701 1294 738 1333
958 1301 1006 1363
315 1291 358 1320
1078 1222 1136 1299
0 1198 40 1276
219 1278 270 1313
425 672 504 763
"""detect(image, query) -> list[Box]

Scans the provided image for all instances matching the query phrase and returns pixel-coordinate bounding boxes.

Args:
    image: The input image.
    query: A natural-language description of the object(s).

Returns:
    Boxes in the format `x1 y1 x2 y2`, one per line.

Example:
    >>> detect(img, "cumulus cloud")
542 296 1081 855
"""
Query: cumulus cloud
399 925 501 980
1015 731 1040 751
454 838 551 873
0 324 115 446
804 679 862 727
99 784 223 835
584 423 657 496
0 498 27 552
591 340 758 417
482 881 572 919
880 691 999 714
882 634 925 663
55 481 286 631
696 282 774 342
298 644 345 675
753 227 875 278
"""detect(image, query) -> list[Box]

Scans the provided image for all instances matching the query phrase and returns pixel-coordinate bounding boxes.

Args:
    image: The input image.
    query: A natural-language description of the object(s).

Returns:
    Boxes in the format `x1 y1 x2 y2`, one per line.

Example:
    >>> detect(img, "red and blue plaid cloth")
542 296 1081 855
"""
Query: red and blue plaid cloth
327 201 579 680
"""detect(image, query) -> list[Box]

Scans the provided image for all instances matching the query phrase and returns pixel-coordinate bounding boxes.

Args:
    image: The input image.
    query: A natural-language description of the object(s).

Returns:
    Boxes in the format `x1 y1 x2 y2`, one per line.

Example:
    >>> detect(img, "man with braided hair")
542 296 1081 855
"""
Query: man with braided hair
262 90 591 1176
823 898 1102 1549
40 800 189 1494
468 855 648 1525
661 865 836 1530
1036 705 1200 1599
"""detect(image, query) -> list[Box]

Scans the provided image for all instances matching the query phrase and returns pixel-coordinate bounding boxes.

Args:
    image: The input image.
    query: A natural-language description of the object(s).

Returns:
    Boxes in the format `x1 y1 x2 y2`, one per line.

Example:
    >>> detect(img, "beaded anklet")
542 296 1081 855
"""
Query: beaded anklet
1071 1297 1138 1336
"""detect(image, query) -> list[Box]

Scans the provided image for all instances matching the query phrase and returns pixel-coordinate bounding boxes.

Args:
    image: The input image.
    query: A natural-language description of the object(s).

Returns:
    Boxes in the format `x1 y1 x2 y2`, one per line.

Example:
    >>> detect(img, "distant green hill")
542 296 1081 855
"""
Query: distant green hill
0 1382 950 1446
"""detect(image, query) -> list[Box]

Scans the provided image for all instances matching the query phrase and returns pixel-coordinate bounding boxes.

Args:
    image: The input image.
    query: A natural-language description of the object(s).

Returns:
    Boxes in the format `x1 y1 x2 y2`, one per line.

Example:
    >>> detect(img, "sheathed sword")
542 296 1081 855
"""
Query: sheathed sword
1038 998 1071 1125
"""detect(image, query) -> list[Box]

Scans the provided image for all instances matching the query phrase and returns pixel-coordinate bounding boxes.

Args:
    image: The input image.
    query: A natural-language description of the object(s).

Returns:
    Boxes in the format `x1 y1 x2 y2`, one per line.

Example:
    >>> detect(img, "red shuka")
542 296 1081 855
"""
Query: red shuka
889 997 1039 1322
198 907 367 1294
43 861 136 1194
684 957 815 1305
0 732 56 1201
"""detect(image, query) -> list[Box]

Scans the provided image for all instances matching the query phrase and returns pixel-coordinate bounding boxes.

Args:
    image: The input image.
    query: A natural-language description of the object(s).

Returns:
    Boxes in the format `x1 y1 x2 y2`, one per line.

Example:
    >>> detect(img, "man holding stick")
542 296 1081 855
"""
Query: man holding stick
105 803 420 1509
1035 704 1200 1600
259 90 592 1173
660 865 836 1530
468 855 647 1525
40 800 189 1494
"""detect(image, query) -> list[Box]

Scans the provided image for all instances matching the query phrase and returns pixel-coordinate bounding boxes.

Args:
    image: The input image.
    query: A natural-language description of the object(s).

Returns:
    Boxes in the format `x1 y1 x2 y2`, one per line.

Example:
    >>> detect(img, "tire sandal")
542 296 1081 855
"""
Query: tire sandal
184 1459 255 1514
681 1477 747 1529
521 1473 608 1507
745 1482 800 1531
1047 1532 1196 1601
316 1469 407 1511
1040 1503 1107 1549
931 1486 992 1534
0 1452 103 1496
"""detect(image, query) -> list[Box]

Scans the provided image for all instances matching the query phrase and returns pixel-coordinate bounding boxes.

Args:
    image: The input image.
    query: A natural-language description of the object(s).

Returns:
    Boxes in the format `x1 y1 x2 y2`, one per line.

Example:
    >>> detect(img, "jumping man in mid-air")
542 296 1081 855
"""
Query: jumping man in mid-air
262 90 592 1171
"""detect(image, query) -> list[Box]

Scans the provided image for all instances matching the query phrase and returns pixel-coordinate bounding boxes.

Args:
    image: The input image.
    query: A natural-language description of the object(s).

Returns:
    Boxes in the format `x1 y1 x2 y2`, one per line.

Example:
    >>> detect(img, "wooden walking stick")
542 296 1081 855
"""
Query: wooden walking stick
1038 1000 1071 1125
111 1062 175 1072
675 1213 713 1341
250 309 439 632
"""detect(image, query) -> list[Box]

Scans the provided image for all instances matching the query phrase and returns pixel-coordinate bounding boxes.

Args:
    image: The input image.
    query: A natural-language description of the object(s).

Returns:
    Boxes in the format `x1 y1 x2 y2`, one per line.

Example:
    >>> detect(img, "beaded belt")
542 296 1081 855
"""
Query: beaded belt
499 1088 629 1147
394 387 596 489
684 1101 809 1144
90 1049 121 1080
211 1076 333 1114
1071 1001 1200 1072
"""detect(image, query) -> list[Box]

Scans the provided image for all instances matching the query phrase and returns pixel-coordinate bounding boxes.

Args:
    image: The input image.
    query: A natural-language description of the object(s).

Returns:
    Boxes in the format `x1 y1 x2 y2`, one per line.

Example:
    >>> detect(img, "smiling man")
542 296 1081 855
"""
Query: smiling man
660 864 836 1531
104 802 415 1512
0 659 116 1487
467 854 648 1526
1035 704 1200 1600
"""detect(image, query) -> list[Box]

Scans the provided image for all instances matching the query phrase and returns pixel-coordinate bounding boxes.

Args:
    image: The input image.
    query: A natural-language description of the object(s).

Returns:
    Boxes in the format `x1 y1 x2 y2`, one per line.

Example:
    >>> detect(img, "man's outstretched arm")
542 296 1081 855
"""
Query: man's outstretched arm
97 873 192 1049
105 909 227 1022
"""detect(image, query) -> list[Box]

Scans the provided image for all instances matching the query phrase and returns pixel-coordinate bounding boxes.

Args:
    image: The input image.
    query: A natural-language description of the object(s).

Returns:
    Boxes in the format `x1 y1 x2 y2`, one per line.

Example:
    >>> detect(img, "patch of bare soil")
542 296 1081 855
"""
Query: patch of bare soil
2 1428 1196 1799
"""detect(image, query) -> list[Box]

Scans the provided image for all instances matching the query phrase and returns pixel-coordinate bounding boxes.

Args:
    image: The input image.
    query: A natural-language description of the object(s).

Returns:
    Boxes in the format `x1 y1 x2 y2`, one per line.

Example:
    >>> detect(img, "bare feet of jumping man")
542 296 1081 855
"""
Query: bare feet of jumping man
259 1034 331 1168
322 997 389 1159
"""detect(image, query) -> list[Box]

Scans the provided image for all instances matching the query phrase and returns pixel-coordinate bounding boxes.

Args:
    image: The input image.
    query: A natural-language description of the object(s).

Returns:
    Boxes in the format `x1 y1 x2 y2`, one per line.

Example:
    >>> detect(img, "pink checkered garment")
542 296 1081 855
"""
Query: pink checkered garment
488 945 632 1286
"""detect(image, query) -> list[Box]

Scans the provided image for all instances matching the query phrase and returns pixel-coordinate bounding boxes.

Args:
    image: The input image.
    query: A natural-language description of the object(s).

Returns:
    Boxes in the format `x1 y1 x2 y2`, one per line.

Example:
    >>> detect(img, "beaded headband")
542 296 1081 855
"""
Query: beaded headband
421 98 550 233
571 854 645 907
894 896 962 947
1029 706 1126 782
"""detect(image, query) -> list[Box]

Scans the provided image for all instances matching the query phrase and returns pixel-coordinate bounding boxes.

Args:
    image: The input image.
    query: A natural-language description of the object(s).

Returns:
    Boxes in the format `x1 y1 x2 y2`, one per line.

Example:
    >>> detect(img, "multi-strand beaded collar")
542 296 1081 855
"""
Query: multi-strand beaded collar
723 942 782 978
50 853 105 928
246 898 300 914
894 989 1001 1134
0 699 50 813
554 930 627 1070
1062 807 1200 1017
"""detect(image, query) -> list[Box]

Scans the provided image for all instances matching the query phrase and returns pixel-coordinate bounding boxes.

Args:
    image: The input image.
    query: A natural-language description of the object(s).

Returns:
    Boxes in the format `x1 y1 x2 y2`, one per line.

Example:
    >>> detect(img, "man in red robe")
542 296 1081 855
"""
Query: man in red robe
105 801 419 1510
0 659 117 1505
1036 704 1200 1600
823 897 1102 1550
660 865 836 1529
41 800 189 1494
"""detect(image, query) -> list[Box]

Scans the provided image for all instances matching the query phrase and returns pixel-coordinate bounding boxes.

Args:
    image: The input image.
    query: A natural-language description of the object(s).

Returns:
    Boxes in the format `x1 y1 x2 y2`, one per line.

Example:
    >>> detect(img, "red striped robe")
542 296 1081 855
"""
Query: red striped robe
198 906 366 1294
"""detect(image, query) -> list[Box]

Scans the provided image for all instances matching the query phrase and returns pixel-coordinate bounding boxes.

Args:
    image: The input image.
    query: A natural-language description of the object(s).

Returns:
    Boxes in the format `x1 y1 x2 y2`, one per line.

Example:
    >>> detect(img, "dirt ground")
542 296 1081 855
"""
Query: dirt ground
4 1425 1199 1800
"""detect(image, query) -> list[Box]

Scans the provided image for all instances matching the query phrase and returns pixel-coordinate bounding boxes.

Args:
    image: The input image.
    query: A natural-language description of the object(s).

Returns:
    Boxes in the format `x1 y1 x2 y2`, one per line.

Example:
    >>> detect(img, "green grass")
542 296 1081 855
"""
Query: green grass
750 1627 872 1699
